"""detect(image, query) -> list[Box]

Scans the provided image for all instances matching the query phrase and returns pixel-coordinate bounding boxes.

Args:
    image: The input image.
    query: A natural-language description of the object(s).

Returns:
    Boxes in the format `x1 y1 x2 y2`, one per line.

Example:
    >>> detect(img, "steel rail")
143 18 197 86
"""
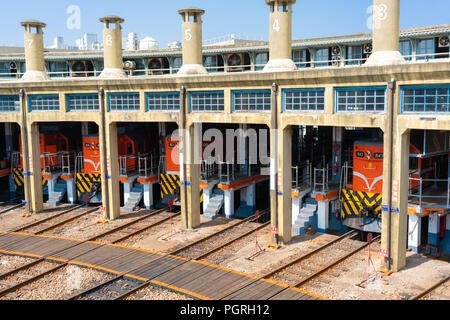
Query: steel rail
9 204 84 233
217 230 359 300
410 276 449 300
85 207 173 243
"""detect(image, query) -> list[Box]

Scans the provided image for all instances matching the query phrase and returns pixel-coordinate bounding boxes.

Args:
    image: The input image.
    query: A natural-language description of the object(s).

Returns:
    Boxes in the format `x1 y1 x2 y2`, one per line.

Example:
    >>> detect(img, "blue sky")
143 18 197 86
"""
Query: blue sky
1 0 449 48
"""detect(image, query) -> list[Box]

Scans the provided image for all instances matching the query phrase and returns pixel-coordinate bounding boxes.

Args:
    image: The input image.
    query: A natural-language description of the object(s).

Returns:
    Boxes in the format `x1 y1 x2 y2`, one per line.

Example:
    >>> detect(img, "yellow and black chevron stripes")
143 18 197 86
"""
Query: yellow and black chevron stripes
12 168 24 189
160 174 181 198
341 188 382 219
76 173 101 197
12 168 47 189
160 174 204 203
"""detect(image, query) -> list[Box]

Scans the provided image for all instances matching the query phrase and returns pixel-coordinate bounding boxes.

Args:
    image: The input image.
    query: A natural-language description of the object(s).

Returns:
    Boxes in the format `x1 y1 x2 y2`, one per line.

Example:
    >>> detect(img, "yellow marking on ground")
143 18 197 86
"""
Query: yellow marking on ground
0 249 43 258
291 287 330 300
150 279 212 300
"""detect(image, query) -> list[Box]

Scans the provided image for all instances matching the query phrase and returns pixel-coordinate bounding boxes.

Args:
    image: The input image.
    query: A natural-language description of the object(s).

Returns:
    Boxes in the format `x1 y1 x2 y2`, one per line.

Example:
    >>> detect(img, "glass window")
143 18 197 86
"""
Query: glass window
29 95 60 112
67 94 99 111
335 87 386 112
255 53 268 71
346 46 363 65
172 57 182 74
191 91 224 111
402 85 450 113
0 95 20 112
283 89 325 112
233 90 271 111
315 48 329 67
108 93 140 111
417 38 435 60
399 40 412 61
293 50 309 68
147 92 180 111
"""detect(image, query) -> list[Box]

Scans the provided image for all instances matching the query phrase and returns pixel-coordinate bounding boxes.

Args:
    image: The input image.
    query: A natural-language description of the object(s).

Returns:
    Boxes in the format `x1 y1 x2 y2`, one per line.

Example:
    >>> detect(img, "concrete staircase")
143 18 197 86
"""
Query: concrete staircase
123 183 144 212
203 193 224 221
46 180 67 206
292 197 318 236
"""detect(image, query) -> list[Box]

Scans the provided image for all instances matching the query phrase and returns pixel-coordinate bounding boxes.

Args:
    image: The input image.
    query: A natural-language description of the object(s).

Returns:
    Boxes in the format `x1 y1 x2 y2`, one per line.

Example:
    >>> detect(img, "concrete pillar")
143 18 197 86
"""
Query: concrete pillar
365 0 405 66
263 0 297 72
47 176 58 199
407 214 421 253
142 182 154 209
224 190 235 218
203 187 211 213
177 7 207 75
27 123 43 212
277 126 292 243
246 182 256 209
20 20 49 81
66 178 75 204
428 213 440 246
317 200 330 233
292 195 301 225
381 130 410 272
101 122 120 219
99 15 126 79
180 124 201 228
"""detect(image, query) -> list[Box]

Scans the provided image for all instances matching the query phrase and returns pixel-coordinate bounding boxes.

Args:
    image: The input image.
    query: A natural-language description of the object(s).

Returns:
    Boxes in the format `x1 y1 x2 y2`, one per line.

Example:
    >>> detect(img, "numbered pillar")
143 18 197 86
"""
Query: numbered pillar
365 0 405 66
27 122 43 213
407 214 421 253
381 129 410 272
277 125 293 243
264 0 297 72
180 124 201 228
177 7 208 75
20 20 49 81
101 122 120 220
99 15 126 78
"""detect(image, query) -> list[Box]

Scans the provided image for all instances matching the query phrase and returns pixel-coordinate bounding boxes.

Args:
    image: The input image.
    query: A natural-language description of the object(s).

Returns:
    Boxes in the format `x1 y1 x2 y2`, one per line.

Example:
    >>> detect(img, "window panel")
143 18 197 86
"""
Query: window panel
335 87 386 112
29 95 60 112
401 85 450 113
67 94 99 111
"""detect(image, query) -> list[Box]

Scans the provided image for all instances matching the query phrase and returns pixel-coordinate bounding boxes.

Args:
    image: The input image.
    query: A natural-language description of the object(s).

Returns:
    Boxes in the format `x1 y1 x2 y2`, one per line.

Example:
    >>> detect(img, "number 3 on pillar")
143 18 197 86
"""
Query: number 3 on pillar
273 19 280 32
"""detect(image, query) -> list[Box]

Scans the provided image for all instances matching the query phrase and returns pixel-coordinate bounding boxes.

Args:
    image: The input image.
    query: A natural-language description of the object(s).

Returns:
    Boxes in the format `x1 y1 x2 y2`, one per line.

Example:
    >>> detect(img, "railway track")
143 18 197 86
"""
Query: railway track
67 210 271 300
10 204 99 235
410 276 449 300
216 230 379 300
0 198 25 215
86 208 178 244
0 207 173 299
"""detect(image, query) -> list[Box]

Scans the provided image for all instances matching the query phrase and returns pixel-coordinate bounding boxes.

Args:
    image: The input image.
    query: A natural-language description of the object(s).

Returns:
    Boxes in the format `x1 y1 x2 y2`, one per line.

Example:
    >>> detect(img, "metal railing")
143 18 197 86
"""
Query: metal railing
138 154 158 178
219 162 235 184
119 155 138 176
200 157 218 180
43 151 76 174
408 177 450 209
314 165 332 194
10 151 20 171
292 161 313 189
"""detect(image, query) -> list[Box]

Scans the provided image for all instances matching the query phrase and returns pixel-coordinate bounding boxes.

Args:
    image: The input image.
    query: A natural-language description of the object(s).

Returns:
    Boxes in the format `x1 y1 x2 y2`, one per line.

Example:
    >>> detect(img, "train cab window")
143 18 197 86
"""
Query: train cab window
127 143 133 155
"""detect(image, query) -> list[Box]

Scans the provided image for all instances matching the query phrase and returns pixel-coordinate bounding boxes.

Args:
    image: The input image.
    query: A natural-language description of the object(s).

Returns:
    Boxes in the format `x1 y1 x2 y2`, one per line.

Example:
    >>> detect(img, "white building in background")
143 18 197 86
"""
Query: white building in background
167 41 182 49
76 33 102 51
47 36 66 49
126 32 139 51
139 37 159 50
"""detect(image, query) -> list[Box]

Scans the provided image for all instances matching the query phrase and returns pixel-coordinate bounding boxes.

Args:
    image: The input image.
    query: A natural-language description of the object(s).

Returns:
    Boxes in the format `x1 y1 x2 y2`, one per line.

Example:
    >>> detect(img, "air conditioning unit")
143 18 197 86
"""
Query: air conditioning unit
438 35 450 48
226 53 245 72
147 58 164 75
332 46 341 56
71 61 88 77
123 60 136 70
363 43 373 54
331 55 340 66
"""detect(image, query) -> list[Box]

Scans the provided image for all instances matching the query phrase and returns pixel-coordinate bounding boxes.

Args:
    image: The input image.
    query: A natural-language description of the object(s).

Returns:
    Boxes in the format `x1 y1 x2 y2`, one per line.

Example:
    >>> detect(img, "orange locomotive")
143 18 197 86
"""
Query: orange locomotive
11 133 70 194
76 133 152 203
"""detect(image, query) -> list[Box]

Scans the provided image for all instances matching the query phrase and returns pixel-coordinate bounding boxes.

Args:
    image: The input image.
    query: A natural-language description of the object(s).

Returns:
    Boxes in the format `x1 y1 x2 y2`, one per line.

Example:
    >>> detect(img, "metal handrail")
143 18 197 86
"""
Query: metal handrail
292 161 313 189
119 154 139 176
314 165 332 193
408 176 450 208
138 154 158 177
